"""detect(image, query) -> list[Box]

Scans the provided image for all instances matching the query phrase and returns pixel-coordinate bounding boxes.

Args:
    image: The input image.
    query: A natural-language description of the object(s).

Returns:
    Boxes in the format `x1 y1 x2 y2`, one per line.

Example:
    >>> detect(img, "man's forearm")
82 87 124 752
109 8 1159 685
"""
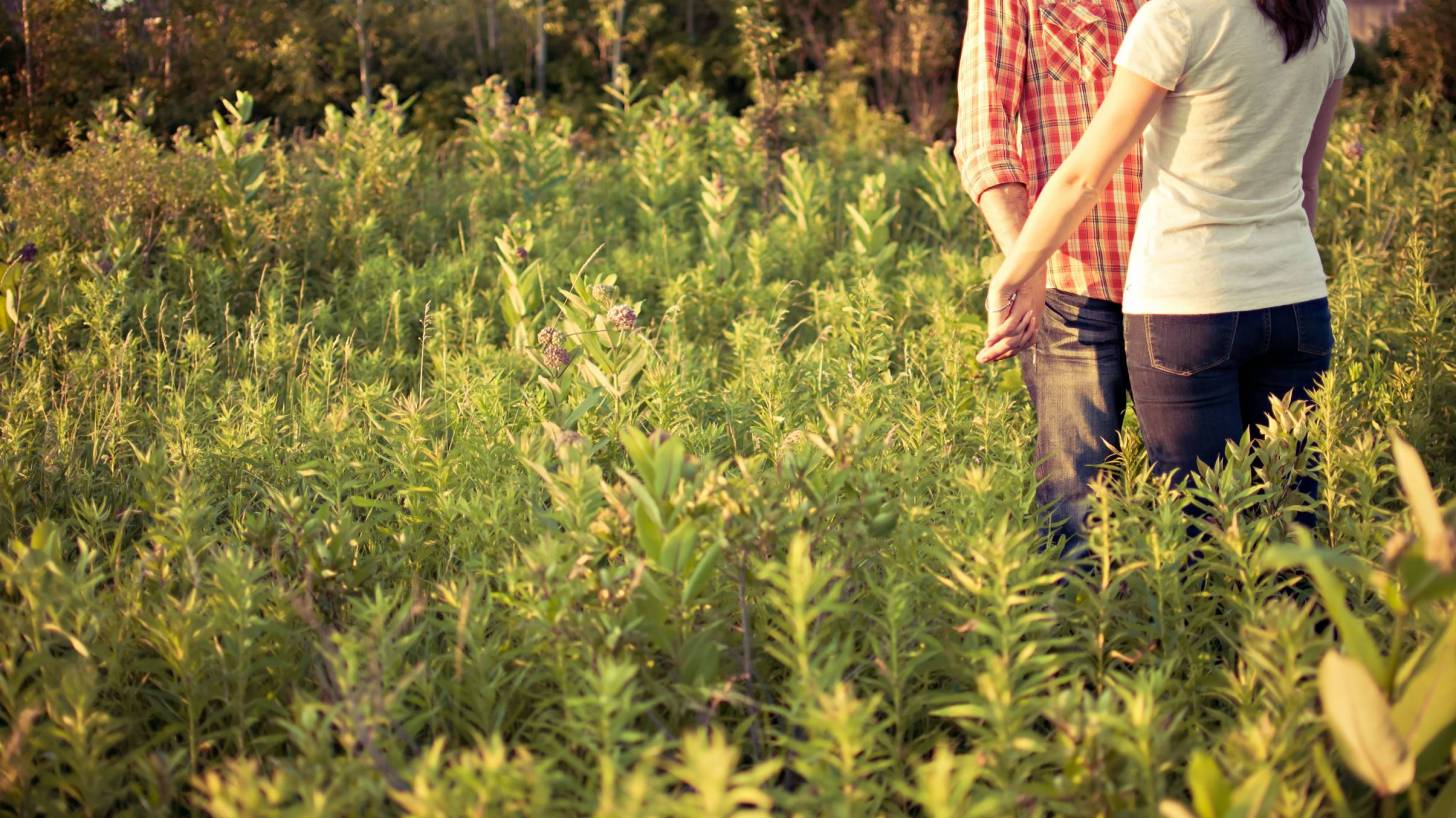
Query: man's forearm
978 183 1031 253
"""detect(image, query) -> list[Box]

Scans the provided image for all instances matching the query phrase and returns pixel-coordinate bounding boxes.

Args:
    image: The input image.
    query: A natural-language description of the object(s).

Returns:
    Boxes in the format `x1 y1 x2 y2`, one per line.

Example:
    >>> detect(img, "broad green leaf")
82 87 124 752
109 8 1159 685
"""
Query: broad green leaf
1186 751 1231 818
620 428 654 483
1225 767 1277 818
1318 650 1414 796
1392 617 1456 758
682 541 722 607
634 501 663 562
1158 802 1199 818
660 520 697 575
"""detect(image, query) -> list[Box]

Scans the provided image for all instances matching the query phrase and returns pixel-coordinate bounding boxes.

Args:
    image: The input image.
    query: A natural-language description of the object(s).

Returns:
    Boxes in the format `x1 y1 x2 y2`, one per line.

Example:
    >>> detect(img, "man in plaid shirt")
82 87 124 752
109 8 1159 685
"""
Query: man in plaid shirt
955 0 1143 551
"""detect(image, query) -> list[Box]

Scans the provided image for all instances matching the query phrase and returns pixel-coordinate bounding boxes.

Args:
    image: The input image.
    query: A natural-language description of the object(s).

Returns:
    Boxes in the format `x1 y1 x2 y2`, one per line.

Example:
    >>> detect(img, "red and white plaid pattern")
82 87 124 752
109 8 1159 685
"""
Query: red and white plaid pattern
955 0 1144 303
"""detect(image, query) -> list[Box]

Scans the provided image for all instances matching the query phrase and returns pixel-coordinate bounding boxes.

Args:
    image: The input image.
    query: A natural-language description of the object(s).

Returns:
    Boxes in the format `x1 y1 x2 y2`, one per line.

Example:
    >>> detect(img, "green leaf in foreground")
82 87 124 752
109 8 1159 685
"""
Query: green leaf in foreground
1317 650 1415 796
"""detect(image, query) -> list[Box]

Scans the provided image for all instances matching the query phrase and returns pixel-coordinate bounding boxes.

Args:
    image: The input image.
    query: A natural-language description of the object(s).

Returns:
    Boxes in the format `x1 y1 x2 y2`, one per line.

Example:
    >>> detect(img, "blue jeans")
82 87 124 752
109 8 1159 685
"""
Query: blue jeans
1124 298 1332 487
1018 290 1130 551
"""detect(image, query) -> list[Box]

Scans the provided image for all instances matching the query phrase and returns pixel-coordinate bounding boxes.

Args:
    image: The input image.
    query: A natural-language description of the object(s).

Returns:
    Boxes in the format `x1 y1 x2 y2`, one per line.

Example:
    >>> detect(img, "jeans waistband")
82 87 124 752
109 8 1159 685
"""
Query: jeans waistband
1047 289 1124 314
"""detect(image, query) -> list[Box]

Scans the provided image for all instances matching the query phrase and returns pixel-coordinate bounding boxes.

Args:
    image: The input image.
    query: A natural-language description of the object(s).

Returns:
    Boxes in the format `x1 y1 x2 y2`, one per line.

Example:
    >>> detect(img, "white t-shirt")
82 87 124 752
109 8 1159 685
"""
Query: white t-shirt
1113 0 1355 315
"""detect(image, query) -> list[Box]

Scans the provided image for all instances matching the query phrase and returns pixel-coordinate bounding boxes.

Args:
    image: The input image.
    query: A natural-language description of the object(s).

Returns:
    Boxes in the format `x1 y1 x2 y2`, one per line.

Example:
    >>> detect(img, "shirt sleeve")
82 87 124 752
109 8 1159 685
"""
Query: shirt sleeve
1114 0 1193 92
1329 0 1355 82
953 0 1030 203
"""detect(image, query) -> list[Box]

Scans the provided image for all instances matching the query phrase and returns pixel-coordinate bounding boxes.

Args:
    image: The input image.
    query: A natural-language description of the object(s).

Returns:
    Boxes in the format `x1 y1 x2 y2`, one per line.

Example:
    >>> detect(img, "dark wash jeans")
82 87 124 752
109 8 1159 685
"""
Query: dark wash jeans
1018 290 1130 550
1124 298 1333 487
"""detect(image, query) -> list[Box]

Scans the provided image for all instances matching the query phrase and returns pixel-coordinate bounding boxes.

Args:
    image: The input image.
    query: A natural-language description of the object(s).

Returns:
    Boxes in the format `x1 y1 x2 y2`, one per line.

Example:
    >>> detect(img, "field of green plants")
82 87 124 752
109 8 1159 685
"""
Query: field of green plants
1 76 1454 817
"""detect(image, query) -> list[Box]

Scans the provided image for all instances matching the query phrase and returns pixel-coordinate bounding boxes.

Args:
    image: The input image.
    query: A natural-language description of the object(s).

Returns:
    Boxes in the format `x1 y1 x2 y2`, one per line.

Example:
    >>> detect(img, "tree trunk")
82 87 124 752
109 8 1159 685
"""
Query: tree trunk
467 0 486 73
354 0 373 104
20 0 34 131
610 0 626 77
486 0 499 61
163 0 174 95
535 0 546 97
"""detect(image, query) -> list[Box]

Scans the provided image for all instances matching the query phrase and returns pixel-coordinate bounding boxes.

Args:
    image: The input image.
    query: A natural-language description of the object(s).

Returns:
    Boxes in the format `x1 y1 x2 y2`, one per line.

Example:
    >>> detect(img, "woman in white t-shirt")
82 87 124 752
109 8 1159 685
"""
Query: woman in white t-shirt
978 0 1354 496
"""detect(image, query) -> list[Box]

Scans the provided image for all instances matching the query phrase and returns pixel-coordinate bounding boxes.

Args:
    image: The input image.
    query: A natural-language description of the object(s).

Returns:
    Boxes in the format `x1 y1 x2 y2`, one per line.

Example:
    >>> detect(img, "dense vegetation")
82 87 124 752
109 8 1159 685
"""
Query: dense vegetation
1 73 1454 816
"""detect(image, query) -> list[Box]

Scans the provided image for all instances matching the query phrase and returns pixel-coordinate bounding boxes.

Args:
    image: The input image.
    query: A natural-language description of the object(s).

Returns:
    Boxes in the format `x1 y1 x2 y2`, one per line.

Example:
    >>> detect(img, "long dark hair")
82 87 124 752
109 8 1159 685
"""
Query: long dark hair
1254 0 1331 61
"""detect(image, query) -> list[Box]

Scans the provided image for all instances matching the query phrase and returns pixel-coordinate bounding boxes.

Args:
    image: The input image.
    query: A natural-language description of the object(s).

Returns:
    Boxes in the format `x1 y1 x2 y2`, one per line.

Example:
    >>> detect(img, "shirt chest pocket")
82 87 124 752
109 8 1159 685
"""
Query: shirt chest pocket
1038 1 1117 83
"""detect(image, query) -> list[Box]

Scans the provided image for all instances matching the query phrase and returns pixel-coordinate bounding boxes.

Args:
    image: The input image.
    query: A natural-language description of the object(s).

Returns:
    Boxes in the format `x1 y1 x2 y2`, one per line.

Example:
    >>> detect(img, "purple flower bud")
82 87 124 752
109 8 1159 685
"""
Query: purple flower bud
537 325 565 347
515 247 529 262
649 429 672 445
98 257 115 275
555 429 585 449
591 282 617 303
1344 139 1365 162
15 242 37 264
543 345 572 373
607 304 637 331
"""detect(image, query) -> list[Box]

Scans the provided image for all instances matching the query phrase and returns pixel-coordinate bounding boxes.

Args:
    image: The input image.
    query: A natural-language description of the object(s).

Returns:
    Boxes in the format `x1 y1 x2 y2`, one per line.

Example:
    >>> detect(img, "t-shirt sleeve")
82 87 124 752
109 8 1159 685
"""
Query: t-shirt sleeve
1114 0 1193 91
1329 0 1356 83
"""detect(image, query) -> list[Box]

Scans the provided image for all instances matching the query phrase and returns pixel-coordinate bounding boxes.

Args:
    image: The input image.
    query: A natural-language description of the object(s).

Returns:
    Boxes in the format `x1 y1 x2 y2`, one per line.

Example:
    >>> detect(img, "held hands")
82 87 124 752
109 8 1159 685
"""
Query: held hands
977 267 1047 364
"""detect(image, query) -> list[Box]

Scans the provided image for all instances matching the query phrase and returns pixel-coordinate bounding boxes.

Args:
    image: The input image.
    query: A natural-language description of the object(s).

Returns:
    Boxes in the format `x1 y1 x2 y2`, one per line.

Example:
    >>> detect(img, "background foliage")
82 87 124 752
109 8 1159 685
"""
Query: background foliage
3 0 1454 149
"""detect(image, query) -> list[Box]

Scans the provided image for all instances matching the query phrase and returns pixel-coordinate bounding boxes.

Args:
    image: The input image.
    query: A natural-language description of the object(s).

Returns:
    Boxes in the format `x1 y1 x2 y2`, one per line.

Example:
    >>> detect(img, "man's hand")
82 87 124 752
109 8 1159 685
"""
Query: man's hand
978 267 1047 364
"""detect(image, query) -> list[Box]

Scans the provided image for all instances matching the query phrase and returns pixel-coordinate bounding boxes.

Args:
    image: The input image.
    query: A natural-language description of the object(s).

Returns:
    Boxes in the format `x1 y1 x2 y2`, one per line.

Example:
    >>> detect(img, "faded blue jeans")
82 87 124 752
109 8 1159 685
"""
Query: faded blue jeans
1018 289 1131 554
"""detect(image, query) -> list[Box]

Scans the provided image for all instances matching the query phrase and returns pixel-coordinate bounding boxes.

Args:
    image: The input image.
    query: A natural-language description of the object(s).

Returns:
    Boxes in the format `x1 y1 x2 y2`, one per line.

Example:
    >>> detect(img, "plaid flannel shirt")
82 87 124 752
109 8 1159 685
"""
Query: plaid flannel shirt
955 0 1144 303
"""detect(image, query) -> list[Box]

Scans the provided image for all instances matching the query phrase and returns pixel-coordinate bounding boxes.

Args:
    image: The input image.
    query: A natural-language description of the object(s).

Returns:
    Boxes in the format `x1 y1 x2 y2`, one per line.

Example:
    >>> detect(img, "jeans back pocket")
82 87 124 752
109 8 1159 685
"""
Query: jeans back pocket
1140 313 1240 376
1293 298 1334 356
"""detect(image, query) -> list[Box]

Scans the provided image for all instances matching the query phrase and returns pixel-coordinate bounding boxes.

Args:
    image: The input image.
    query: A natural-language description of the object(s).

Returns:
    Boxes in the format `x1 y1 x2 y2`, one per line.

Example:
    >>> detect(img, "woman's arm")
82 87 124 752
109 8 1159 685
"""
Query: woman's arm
978 68 1168 363
1301 80 1344 232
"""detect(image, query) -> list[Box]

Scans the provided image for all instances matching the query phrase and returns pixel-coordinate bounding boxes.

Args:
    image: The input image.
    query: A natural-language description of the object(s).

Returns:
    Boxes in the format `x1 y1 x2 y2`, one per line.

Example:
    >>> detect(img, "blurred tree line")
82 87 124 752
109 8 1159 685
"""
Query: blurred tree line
0 0 963 147
0 0 1450 150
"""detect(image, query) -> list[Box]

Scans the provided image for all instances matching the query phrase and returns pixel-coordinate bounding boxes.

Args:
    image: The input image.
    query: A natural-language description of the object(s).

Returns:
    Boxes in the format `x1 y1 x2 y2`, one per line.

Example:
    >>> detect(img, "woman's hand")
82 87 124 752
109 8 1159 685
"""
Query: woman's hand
978 268 1046 364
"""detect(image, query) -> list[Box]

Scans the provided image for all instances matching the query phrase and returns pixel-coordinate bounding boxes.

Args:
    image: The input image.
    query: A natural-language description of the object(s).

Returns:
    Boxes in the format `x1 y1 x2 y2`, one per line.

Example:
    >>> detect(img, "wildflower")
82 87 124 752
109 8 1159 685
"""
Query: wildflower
14 242 37 264
607 304 637 331
555 429 585 449
98 257 115 275
591 282 617 303
537 325 565 347
649 429 672 445
543 344 572 373
1345 139 1365 162
515 246 529 262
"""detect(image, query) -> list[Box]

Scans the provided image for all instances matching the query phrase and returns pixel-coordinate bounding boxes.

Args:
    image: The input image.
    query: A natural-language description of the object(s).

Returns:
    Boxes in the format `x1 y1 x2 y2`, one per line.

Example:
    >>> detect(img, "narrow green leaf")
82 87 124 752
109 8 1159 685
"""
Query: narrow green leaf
1391 432 1454 571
